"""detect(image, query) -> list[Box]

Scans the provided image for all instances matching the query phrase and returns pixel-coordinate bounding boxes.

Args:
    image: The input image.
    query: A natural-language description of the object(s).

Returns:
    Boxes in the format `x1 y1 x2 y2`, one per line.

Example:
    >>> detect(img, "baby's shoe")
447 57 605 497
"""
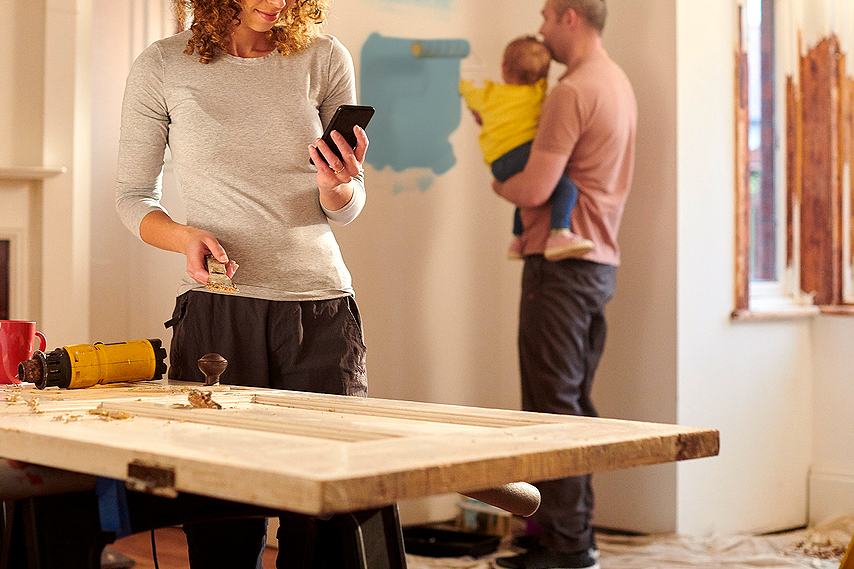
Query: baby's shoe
508 236 524 260
544 229 594 261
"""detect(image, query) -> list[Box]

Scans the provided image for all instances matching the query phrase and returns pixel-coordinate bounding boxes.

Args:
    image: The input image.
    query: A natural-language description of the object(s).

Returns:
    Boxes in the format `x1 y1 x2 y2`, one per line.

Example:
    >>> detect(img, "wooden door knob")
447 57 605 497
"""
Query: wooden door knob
198 353 227 386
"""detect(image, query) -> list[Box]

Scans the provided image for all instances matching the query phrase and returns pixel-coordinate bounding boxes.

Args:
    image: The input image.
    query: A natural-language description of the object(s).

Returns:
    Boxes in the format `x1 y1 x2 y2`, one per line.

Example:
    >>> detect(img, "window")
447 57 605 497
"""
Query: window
747 0 777 283
734 1 854 318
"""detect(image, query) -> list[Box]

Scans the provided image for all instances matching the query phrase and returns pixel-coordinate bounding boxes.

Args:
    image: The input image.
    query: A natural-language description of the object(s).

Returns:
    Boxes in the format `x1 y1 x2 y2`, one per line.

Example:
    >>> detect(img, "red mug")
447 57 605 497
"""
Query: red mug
0 320 47 384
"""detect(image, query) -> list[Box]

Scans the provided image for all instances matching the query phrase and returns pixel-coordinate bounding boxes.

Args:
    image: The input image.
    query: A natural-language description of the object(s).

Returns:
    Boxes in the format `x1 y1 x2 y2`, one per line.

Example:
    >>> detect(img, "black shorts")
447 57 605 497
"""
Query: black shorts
165 291 367 397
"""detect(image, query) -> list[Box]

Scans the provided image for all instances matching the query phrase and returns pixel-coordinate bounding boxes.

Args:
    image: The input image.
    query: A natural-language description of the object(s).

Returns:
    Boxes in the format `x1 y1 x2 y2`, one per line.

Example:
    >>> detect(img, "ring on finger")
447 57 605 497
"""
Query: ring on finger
333 166 345 174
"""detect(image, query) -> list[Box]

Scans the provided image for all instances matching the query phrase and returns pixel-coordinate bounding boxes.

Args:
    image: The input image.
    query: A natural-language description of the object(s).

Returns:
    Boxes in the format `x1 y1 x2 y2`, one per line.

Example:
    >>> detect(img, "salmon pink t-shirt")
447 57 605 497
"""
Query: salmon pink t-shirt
520 47 637 266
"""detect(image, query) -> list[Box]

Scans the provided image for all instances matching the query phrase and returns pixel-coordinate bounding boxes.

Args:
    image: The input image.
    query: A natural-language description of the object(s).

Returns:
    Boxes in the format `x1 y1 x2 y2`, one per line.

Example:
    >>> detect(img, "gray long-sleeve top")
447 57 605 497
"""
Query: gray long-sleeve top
116 31 365 301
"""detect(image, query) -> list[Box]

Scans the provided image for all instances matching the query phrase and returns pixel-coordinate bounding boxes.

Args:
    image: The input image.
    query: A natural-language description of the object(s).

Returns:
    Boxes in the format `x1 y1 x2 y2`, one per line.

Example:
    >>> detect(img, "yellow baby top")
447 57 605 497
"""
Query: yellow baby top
459 78 548 165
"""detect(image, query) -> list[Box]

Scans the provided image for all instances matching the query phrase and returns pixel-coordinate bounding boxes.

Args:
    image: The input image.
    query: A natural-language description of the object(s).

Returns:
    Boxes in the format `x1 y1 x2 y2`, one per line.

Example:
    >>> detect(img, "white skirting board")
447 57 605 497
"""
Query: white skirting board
809 468 854 524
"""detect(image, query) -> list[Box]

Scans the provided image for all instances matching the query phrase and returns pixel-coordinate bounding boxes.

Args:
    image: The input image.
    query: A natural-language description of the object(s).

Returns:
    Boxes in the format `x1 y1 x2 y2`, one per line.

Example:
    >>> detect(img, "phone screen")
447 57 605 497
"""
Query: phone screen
311 105 375 165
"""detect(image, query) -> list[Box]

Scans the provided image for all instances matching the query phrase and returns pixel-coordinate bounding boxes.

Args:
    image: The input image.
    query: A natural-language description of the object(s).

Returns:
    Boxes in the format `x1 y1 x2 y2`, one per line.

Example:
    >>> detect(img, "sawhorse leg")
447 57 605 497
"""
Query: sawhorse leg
277 505 407 569
0 492 108 569
335 506 407 569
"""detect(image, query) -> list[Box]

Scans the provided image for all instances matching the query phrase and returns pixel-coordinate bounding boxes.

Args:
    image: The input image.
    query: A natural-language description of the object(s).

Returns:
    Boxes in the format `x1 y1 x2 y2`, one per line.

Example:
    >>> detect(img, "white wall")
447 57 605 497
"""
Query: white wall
2 0 45 166
811 318 854 523
322 2 525 409
589 0 681 533
675 0 814 535
593 0 826 536
89 1 185 347
794 0 854 528
6 0 854 537
1 0 91 344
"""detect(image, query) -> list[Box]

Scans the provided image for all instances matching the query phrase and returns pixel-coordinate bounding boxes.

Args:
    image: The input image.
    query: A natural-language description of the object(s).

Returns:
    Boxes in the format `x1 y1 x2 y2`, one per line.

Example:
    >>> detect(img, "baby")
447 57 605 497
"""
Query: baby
460 35 593 261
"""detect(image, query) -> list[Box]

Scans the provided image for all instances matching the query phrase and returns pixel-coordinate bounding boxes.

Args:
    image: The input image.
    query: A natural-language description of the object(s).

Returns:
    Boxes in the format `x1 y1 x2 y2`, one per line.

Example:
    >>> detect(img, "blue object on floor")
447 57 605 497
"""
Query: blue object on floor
96 477 132 539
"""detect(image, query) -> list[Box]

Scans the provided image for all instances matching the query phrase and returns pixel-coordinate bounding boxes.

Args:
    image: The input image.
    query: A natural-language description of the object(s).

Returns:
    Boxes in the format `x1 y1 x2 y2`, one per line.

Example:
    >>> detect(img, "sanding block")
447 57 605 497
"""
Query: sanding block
205 254 239 294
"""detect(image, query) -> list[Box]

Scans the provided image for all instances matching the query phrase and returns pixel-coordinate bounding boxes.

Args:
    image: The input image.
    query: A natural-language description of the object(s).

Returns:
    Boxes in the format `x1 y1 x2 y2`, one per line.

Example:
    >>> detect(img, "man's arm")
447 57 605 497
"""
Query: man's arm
492 147 569 207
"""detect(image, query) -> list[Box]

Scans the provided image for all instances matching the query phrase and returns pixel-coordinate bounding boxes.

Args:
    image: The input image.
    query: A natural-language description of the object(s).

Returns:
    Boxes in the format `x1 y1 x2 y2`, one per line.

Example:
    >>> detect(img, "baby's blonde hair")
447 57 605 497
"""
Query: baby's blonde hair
503 36 551 85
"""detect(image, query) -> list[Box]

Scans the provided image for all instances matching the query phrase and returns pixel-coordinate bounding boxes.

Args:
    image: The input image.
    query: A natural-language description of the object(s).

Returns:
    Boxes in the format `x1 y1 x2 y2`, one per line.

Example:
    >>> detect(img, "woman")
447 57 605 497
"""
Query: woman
115 0 369 565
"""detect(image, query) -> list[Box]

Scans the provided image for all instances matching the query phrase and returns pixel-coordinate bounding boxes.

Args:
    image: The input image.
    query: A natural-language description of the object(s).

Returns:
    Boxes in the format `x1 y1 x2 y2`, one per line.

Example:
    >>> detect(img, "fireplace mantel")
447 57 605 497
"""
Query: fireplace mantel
0 167 66 181
0 165 68 324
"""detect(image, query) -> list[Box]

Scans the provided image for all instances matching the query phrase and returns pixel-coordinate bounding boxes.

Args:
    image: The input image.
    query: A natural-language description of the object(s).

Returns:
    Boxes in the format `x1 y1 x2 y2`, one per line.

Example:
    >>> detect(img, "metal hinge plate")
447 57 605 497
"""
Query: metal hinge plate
126 459 177 498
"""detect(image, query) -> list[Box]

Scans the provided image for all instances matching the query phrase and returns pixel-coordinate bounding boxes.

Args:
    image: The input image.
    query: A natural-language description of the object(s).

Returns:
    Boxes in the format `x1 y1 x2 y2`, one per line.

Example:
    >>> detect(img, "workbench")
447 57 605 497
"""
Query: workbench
0 381 719 568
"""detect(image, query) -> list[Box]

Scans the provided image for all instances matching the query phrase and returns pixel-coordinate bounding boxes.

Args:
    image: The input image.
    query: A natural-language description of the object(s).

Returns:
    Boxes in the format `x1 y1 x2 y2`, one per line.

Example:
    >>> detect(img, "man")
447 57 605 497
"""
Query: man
491 1 637 568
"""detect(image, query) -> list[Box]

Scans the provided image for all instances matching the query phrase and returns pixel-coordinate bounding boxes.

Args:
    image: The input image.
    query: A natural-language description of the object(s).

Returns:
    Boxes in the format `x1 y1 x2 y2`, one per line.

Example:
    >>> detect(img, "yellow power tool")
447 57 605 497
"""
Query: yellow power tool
19 339 167 390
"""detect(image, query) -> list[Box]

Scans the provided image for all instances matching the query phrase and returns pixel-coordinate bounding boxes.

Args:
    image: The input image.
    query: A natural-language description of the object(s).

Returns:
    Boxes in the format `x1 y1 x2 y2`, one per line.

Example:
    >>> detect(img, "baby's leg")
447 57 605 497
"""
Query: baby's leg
491 141 533 182
492 143 533 261
549 175 578 231
507 208 524 260
513 208 524 236
544 175 594 261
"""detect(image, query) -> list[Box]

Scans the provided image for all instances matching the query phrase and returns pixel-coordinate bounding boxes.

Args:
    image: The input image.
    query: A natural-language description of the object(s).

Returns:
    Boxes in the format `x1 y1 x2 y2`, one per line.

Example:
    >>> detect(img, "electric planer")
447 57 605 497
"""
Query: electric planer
19 339 167 390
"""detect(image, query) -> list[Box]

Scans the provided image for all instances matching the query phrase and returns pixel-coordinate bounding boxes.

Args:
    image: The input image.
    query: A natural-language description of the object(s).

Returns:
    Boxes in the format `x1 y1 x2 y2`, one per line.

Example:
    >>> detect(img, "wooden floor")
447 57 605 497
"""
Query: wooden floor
108 527 278 569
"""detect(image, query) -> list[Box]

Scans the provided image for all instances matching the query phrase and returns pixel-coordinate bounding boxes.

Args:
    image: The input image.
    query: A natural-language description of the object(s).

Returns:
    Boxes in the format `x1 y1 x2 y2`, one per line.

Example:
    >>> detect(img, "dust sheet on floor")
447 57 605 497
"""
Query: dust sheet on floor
405 516 854 569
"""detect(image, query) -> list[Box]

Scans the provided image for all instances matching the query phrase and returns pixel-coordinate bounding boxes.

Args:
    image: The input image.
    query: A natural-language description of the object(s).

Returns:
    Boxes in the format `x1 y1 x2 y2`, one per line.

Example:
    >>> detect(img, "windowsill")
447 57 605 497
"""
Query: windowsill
816 305 854 316
731 305 820 321
736 280 822 321
732 304 854 321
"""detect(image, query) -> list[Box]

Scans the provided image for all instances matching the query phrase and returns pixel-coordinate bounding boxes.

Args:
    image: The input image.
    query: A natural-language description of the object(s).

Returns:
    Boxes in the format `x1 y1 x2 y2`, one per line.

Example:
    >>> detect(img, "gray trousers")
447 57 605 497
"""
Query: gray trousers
518 256 617 554
165 290 368 568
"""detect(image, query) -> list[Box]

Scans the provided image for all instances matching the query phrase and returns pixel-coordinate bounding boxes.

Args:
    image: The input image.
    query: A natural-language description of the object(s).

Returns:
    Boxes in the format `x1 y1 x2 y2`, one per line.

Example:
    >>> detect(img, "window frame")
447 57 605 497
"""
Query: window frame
733 2 854 320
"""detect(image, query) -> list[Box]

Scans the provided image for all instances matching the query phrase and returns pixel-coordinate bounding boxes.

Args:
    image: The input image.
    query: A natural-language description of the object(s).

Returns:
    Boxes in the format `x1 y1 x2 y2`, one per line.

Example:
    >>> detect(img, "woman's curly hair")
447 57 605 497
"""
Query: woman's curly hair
173 0 329 64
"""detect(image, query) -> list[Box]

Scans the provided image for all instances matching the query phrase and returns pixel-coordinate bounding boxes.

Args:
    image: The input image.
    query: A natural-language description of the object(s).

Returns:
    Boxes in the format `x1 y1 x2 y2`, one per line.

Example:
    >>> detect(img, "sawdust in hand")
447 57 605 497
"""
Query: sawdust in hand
205 281 240 294
205 255 239 294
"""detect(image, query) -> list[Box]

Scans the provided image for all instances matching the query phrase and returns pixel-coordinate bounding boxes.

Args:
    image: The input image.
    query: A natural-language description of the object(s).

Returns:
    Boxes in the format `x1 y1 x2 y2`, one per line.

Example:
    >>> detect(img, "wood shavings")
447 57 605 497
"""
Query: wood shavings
788 516 854 561
27 397 43 414
5 384 23 403
53 413 82 423
188 389 222 409
88 408 134 421
790 538 848 560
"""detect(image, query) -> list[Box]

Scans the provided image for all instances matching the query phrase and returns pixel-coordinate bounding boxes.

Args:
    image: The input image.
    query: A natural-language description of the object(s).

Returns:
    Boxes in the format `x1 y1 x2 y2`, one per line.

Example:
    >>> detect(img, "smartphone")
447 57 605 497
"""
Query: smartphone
310 104 375 166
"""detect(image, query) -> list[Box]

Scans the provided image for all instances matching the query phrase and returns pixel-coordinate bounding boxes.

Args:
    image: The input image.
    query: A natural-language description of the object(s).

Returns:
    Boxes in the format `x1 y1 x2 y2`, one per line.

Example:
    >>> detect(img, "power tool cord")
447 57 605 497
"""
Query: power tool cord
151 529 160 569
